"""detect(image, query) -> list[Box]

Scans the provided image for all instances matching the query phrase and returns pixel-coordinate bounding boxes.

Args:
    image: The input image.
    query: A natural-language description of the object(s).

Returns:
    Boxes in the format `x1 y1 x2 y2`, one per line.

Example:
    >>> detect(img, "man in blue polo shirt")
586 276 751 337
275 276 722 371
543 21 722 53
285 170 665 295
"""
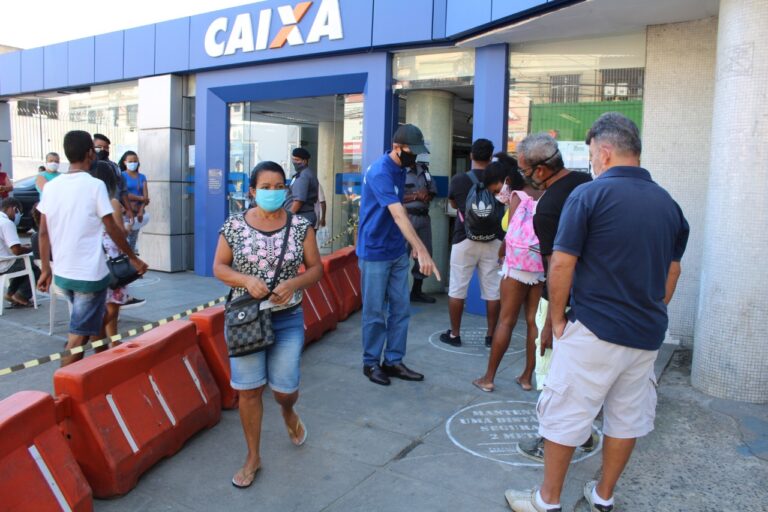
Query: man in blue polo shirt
357 124 441 386
506 112 689 512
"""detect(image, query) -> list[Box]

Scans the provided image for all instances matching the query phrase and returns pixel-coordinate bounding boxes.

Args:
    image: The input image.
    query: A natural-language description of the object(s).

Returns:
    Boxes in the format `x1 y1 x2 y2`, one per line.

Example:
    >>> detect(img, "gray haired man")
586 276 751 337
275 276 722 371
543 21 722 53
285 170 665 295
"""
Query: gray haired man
505 113 689 512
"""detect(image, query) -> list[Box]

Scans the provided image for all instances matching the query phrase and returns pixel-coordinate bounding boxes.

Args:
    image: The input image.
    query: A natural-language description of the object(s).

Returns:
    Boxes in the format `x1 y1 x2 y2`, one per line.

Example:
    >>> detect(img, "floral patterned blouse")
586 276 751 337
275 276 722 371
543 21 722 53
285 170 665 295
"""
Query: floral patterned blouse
220 212 311 309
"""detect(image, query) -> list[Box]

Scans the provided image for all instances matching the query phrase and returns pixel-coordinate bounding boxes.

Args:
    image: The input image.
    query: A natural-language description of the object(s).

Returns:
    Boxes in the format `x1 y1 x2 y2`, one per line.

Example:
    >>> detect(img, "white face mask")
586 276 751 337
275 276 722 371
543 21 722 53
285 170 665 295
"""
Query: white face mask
45 162 59 172
495 182 511 204
126 162 139 172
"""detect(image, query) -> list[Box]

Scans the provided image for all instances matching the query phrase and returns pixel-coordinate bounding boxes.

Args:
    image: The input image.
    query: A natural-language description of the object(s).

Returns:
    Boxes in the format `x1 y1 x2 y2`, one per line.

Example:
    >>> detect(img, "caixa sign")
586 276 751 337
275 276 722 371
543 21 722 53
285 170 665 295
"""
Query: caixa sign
205 0 343 57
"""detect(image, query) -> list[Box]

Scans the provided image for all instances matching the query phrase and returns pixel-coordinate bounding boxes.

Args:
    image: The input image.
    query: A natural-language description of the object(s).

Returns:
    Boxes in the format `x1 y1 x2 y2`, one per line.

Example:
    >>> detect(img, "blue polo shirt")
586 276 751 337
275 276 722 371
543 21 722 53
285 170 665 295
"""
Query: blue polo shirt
554 166 689 351
356 154 408 261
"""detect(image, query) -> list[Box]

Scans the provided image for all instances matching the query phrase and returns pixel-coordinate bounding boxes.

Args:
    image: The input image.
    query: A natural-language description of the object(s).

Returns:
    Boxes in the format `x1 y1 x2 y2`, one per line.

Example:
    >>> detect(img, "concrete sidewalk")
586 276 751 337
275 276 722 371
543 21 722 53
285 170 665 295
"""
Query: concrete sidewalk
0 271 765 511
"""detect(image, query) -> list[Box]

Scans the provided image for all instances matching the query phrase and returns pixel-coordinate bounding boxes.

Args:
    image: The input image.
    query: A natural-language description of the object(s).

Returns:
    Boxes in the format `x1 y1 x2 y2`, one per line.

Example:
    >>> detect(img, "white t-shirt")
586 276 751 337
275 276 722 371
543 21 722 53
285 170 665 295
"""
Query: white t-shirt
0 211 21 273
37 171 113 283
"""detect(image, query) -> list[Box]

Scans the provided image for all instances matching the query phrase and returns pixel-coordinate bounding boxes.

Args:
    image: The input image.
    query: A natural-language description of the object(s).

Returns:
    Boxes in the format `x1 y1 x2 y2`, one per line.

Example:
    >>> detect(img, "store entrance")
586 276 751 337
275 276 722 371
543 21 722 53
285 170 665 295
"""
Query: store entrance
226 94 364 252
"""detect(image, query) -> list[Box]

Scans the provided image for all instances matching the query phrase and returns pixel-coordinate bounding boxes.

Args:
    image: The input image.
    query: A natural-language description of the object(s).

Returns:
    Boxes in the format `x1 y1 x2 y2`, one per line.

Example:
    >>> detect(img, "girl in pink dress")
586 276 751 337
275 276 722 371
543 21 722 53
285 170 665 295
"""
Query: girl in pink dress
473 161 544 392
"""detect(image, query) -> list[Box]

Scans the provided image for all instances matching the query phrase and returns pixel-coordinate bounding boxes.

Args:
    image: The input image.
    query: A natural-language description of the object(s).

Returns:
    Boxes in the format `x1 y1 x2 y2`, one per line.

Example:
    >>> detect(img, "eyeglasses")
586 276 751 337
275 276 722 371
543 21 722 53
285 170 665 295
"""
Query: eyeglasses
518 149 560 176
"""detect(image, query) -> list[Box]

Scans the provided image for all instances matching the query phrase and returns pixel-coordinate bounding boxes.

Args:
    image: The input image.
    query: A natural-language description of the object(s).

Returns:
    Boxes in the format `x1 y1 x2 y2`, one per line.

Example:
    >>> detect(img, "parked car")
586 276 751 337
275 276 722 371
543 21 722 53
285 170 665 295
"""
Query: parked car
10 176 39 233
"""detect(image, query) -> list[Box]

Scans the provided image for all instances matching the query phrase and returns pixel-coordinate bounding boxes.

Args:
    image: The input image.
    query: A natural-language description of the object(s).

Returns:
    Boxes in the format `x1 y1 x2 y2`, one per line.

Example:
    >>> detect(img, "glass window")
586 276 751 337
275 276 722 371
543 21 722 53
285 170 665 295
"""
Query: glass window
508 32 646 172
9 81 139 178
394 48 475 87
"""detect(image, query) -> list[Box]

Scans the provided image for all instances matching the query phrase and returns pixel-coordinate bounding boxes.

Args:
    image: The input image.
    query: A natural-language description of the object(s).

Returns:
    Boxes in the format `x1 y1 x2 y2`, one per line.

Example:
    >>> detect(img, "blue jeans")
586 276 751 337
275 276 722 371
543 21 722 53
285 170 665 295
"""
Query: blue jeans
229 306 304 393
359 253 411 367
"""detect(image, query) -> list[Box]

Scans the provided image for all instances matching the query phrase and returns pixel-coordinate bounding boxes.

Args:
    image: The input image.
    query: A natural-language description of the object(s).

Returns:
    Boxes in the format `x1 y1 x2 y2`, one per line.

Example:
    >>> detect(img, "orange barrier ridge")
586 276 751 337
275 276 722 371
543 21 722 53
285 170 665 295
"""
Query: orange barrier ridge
321 246 362 321
53 320 221 498
0 390 93 511
189 305 239 409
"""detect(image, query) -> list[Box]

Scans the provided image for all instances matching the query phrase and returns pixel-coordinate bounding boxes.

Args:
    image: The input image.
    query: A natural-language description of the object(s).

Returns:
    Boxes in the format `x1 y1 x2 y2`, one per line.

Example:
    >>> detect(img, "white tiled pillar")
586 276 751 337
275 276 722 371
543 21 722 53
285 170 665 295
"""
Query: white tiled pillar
405 90 453 293
137 75 186 272
692 0 768 403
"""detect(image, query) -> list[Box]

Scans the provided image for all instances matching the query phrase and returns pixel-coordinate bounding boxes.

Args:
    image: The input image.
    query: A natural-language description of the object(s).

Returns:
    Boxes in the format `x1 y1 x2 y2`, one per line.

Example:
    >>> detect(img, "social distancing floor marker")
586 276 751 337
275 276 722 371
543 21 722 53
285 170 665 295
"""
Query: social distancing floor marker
0 297 226 377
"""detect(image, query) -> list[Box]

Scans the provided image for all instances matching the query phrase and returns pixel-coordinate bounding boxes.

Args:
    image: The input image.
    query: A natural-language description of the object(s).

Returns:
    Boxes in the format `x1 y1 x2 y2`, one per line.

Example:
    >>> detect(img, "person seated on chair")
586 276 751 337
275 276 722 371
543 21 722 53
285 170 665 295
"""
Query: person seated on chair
0 198 39 307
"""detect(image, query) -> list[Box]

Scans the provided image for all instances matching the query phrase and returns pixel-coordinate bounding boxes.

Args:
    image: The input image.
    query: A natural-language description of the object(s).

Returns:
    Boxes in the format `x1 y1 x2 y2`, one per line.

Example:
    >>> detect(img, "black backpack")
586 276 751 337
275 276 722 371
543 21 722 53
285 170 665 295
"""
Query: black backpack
464 170 504 242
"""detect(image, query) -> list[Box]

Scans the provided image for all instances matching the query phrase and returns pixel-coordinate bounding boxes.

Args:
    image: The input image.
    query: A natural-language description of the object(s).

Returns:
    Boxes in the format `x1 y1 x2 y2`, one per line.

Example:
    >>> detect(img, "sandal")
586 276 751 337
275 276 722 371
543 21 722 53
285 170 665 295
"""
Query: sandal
231 466 260 489
472 378 494 393
516 377 533 391
287 416 308 447
7 296 32 308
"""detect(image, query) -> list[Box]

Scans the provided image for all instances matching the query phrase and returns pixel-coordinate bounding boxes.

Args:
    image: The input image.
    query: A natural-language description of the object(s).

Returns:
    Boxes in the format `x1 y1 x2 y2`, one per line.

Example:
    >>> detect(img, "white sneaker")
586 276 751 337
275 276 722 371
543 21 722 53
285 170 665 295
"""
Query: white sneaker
583 481 614 512
504 488 561 512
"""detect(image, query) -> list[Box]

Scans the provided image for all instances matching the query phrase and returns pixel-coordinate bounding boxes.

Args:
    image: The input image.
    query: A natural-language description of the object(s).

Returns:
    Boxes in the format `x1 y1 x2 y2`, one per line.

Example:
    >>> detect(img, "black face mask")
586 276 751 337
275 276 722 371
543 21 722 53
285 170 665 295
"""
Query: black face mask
293 162 307 173
95 148 109 161
398 150 418 169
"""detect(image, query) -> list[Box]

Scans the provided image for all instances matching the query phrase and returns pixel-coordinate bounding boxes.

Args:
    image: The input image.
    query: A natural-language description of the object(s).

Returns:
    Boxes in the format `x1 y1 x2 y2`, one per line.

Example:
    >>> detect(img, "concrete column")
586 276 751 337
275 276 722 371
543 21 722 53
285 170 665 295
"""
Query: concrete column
0 102 12 178
317 119 343 254
405 89 453 293
137 75 186 272
692 0 768 403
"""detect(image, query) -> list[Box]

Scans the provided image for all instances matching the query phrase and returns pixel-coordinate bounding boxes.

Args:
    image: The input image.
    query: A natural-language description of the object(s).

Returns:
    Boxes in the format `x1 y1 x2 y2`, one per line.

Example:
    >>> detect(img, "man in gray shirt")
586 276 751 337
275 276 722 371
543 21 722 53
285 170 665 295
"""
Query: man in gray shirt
285 147 319 226
403 159 438 303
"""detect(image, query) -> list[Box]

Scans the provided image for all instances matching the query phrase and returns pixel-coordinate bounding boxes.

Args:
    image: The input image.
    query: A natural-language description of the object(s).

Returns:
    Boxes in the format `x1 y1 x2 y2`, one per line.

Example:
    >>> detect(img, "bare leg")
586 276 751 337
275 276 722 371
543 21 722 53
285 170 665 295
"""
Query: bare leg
474 278 529 390
61 334 89 366
485 299 501 339
540 438 576 505
273 389 305 445
596 436 636 500
448 297 464 336
234 386 265 484
96 303 120 352
517 283 543 390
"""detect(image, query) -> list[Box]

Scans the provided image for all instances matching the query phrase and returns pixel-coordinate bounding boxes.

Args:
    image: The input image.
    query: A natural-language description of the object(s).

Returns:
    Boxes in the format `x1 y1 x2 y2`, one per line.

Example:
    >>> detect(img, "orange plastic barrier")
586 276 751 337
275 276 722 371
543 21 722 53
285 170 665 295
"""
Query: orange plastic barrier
0 391 92 511
53 321 221 498
189 306 239 409
321 246 362 321
302 278 339 346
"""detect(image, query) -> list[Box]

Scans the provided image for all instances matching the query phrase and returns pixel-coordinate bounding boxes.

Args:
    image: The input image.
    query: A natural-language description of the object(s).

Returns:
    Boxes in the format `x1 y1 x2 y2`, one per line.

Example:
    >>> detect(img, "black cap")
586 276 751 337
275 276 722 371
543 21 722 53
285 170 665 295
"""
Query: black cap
292 147 311 160
393 124 430 155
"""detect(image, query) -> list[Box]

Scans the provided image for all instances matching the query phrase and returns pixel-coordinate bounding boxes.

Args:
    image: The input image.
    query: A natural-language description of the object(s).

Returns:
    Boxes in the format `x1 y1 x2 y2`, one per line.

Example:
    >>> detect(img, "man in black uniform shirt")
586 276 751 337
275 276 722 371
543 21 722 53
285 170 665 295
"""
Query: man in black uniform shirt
514 133 594 462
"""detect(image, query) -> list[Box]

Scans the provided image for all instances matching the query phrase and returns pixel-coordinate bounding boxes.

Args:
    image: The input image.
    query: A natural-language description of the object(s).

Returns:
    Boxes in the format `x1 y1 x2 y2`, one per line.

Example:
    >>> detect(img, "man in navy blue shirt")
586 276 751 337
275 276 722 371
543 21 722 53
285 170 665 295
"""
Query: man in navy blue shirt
506 112 689 512
357 124 441 386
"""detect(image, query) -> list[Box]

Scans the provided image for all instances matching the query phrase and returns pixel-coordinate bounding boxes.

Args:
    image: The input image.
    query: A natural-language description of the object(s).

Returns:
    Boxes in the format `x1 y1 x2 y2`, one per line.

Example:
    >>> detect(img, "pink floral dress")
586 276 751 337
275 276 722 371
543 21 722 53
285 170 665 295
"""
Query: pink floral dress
220 213 311 311
501 191 545 285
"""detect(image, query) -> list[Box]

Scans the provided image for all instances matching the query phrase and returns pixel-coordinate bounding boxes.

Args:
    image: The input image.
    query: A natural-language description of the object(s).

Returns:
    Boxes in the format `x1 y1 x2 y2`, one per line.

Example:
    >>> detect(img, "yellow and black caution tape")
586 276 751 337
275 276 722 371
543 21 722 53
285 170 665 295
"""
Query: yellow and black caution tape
320 217 358 249
0 296 227 377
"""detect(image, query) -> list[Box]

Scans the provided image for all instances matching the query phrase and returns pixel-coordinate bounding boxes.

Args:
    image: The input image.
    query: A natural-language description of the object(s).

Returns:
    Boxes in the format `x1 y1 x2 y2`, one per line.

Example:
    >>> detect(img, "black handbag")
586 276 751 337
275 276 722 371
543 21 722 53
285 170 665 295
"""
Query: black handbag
106 254 141 290
225 213 292 358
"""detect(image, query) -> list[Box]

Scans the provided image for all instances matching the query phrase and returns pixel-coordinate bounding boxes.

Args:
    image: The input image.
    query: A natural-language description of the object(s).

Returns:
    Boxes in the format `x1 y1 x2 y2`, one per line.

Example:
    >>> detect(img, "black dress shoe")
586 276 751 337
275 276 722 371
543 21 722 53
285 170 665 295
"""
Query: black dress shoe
410 291 436 304
439 330 461 347
363 364 391 386
381 362 424 381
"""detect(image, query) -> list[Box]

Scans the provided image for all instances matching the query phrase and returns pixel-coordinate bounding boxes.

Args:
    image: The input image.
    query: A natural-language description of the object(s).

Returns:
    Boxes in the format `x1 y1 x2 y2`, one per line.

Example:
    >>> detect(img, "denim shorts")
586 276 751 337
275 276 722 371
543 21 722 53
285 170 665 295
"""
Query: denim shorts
229 306 305 393
62 287 108 337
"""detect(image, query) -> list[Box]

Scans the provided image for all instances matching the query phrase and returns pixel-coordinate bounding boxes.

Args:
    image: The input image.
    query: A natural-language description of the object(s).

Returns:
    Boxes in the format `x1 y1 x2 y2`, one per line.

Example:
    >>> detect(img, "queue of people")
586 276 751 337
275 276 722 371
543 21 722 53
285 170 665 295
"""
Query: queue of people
1 112 688 511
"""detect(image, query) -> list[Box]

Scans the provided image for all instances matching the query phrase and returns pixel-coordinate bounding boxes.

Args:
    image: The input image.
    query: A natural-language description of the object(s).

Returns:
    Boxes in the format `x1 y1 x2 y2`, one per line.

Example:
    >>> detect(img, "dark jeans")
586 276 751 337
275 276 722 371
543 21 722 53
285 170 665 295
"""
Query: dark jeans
2 258 40 301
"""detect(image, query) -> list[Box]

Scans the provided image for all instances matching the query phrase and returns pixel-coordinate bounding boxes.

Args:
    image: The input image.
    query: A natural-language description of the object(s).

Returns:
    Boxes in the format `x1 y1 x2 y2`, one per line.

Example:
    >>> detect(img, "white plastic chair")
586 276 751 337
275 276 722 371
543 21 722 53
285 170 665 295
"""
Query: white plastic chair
48 282 72 335
0 254 39 315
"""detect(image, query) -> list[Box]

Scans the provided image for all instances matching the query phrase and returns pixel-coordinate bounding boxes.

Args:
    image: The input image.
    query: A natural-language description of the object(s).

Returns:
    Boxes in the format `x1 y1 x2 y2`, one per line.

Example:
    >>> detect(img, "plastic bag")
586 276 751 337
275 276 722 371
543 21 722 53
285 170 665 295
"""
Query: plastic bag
316 227 330 248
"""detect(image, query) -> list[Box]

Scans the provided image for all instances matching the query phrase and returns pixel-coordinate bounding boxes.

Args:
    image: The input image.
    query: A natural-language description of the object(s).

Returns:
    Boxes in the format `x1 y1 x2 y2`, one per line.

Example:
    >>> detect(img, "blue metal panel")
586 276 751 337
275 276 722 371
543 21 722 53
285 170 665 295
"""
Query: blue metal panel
432 0 447 39
94 32 123 82
0 52 21 96
67 38 95 87
194 52 391 275
189 0 373 71
21 48 44 92
156 17 190 74
44 43 68 90
492 0 547 20
372 0 432 46
124 25 155 79
473 44 509 152
445 0 491 37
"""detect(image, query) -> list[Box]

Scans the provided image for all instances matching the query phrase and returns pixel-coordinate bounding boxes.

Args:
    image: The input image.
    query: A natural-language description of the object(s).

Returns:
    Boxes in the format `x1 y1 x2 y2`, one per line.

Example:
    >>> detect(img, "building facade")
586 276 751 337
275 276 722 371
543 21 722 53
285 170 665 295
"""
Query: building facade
0 0 765 403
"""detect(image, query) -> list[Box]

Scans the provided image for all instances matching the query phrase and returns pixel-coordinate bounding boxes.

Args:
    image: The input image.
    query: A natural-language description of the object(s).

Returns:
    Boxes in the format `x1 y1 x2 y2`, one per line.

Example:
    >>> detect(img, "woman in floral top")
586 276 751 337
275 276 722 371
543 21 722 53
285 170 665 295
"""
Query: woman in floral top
213 161 323 489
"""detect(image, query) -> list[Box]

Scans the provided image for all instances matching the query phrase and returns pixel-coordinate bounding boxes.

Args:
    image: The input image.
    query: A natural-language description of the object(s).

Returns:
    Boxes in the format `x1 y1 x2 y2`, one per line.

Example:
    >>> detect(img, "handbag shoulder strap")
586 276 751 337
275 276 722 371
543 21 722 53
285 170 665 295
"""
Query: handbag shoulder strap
268 212 293 292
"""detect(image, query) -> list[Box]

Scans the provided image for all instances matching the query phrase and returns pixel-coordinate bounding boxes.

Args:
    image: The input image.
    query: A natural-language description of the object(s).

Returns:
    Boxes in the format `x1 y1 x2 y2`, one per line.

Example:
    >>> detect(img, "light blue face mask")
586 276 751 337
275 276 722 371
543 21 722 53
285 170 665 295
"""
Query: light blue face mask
255 189 287 212
126 162 139 172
